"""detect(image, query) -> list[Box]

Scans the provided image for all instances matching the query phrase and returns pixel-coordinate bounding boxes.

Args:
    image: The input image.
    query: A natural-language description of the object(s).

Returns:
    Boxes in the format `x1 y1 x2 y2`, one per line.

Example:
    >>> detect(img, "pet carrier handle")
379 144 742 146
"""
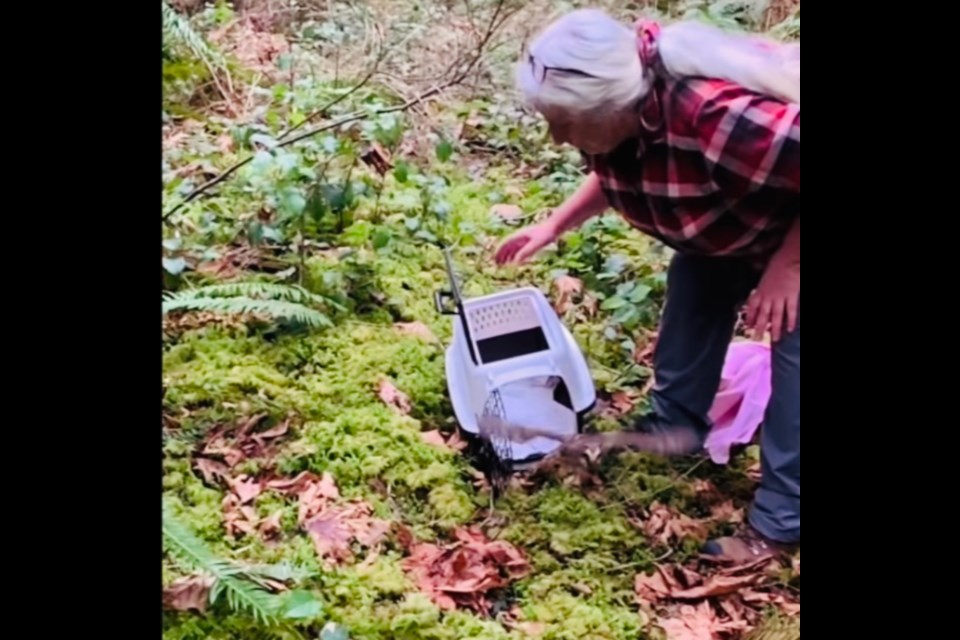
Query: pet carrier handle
434 289 458 315
438 246 479 365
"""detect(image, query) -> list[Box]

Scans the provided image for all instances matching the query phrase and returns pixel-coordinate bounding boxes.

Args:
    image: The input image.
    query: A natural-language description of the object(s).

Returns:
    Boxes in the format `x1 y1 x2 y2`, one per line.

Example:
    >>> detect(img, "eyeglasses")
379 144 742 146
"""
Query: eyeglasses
527 53 595 83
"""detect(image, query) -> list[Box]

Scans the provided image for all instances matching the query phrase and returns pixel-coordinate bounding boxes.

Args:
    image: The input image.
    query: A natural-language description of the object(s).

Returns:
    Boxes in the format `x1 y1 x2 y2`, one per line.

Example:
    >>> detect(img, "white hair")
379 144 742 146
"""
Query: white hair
517 9 799 121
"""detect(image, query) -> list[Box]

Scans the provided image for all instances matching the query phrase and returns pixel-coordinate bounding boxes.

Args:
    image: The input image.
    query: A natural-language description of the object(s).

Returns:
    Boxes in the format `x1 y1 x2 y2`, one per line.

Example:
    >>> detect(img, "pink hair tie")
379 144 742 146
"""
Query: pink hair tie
635 19 661 67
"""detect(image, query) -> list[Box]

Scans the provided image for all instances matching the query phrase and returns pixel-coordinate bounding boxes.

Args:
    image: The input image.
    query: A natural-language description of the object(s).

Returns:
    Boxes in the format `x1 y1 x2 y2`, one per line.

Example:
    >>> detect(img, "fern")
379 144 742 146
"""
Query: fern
167 282 337 308
163 282 341 328
162 501 280 623
162 1 227 71
163 297 332 328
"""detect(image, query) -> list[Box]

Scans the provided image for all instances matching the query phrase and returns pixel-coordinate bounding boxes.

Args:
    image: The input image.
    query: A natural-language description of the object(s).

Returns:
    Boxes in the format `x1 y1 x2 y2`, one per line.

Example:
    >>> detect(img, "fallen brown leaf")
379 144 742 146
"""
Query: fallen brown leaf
361 143 393 176
194 457 230 485
236 413 268 437
658 601 746 640
580 293 599 319
636 558 798 637
634 333 658 367
446 431 468 452
635 564 702 604
270 472 388 566
636 568 675 603
491 203 523 221
642 502 709 546
552 275 583 314
377 378 412 415
715 557 777 576
395 321 436 342
394 523 416 552
517 622 547 637
259 510 284 540
402 527 531 614
420 430 450 450
670 574 761 600
297 472 341 524
266 471 321 496
231 475 263 505
306 512 355 564
708 501 745 525
740 590 774 605
353 511 391 548
163 574 215 613
196 245 262 279
716 596 748 627
254 419 290 443
305 505 386 564
198 414 291 472
223 493 260 538
611 390 638 415
201 441 247 468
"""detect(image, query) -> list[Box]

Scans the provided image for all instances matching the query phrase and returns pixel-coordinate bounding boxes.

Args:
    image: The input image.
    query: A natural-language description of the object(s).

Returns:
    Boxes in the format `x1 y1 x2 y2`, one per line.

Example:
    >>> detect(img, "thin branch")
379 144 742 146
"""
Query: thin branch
277 21 388 141
163 0 518 222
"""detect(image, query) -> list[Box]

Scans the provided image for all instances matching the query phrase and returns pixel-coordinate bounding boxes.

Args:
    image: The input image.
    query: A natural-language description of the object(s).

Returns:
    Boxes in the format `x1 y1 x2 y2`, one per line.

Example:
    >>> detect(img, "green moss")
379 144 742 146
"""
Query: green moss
502 487 646 561
163 612 307 640
427 483 477 526
523 592 646 640
356 555 411 596
747 612 801 640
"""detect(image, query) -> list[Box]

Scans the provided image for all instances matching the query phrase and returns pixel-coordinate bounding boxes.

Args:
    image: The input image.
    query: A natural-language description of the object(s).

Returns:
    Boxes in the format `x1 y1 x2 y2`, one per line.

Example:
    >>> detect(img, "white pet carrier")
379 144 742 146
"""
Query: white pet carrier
435 249 596 470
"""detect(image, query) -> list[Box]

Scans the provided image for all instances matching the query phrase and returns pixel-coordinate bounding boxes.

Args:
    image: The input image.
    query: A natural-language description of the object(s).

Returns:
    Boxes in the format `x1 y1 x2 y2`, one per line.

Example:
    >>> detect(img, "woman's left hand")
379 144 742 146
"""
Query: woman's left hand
745 259 800 343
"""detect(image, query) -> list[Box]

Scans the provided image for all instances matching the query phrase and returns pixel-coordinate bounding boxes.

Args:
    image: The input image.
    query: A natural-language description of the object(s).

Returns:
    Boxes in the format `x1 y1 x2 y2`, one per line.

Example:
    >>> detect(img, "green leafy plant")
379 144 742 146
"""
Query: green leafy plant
162 1 234 107
163 501 322 623
162 1 228 71
553 214 667 389
163 282 342 328
163 237 188 277
241 135 362 256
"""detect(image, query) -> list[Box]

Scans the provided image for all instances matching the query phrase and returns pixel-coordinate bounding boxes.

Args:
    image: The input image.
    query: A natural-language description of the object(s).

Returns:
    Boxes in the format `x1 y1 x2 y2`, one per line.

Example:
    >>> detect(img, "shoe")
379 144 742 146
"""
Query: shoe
702 524 798 564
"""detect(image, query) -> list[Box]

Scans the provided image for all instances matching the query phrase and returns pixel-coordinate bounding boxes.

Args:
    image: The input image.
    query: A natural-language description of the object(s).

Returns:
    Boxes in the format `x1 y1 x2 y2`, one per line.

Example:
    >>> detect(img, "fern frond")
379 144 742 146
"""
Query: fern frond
162 1 227 71
162 501 280 623
167 282 328 307
162 297 333 328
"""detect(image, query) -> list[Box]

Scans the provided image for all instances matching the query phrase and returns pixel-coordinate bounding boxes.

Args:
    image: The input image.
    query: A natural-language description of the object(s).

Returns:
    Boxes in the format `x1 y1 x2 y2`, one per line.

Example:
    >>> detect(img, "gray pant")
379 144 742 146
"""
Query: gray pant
648 253 800 544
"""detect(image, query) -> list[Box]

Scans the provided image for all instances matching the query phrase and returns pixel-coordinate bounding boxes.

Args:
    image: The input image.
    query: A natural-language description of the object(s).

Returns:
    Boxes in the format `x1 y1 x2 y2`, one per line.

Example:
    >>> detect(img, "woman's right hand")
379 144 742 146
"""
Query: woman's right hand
494 221 559 266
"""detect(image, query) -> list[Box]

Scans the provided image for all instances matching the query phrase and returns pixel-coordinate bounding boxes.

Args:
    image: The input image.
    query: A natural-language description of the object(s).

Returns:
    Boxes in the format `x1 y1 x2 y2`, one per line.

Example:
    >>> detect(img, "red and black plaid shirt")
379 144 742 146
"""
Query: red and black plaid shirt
584 77 800 266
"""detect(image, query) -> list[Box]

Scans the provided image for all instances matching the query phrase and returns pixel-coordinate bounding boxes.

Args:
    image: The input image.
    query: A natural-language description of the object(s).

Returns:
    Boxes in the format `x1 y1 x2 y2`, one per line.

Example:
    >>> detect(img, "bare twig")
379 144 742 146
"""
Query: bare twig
278 21 387 140
163 0 518 222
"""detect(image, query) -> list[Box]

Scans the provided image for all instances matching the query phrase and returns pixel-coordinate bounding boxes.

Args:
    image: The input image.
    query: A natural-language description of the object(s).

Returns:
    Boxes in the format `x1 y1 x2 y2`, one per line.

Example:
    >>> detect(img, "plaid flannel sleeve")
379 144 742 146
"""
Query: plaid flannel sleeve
692 86 800 197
